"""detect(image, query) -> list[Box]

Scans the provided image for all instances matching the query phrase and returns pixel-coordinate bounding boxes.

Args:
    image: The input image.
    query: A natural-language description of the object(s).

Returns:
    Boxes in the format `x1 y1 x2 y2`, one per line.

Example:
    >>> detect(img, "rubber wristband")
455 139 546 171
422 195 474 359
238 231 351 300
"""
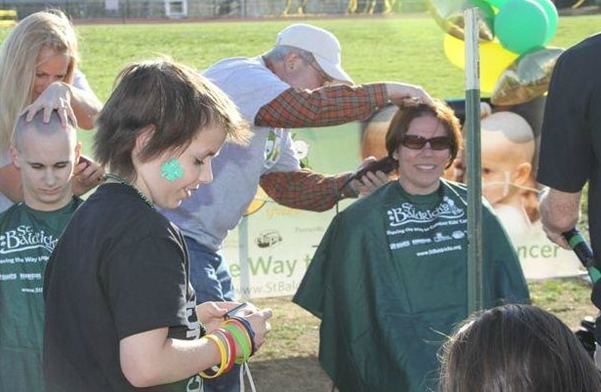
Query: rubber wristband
214 329 236 373
223 323 251 364
199 334 228 379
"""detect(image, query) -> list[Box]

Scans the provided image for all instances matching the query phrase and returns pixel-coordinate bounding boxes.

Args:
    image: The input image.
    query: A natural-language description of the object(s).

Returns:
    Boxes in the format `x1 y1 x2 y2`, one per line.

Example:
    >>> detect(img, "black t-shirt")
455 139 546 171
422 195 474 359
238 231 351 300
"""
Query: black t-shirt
537 33 601 261
537 33 601 338
44 183 204 392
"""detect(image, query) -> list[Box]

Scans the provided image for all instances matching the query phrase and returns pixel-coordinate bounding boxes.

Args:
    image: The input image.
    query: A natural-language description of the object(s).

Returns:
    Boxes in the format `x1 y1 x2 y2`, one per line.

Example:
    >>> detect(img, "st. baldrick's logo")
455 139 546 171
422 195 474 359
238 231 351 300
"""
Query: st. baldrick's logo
0 225 58 254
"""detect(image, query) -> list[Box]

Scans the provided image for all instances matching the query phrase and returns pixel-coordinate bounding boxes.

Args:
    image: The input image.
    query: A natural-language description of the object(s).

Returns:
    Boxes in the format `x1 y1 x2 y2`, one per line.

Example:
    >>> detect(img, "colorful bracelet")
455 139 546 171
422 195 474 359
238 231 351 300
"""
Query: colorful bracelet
222 323 251 364
223 318 254 357
198 334 228 379
213 328 237 373
230 316 257 356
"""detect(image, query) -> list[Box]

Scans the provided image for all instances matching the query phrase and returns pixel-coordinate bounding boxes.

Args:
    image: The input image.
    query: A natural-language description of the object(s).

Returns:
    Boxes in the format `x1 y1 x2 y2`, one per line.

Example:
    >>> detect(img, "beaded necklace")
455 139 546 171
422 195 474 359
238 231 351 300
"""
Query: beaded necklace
105 173 154 208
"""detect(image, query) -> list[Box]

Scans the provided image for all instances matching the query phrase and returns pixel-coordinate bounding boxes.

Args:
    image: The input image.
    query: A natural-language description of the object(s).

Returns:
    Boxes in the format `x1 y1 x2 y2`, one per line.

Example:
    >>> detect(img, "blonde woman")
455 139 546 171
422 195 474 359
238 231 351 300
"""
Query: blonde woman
0 9 103 212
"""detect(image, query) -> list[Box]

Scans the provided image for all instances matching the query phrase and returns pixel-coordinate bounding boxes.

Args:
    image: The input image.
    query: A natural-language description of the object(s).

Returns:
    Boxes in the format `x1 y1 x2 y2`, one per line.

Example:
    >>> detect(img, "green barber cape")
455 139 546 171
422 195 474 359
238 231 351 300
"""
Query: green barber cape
293 180 530 392
0 198 81 392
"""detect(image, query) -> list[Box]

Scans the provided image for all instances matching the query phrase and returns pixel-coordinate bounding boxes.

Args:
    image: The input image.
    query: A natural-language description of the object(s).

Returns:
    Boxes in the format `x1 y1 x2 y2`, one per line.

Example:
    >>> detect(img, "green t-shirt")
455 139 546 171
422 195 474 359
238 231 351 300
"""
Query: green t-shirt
0 198 81 391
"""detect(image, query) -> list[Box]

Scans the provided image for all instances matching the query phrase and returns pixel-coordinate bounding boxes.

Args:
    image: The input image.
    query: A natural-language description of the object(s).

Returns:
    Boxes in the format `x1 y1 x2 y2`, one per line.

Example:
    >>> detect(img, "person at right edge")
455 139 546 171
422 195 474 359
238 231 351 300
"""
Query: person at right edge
537 32 601 369
293 100 530 392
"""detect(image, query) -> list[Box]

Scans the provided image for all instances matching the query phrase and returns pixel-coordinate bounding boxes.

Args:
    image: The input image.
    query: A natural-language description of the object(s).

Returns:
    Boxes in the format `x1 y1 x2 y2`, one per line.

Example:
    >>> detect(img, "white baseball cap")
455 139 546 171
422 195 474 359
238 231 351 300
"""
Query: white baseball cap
275 23 353 84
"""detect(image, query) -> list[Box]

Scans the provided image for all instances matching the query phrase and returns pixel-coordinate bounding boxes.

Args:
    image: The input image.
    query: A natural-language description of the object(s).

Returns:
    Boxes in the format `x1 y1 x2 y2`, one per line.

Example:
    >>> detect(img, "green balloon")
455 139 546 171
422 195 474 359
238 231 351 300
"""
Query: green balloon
495 0 548 54
532 0 558 44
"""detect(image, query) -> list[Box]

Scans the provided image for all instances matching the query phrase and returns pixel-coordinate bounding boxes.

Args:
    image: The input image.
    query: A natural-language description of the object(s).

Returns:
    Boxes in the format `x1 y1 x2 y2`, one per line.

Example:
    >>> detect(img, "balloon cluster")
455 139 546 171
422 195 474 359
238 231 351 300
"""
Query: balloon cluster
427 0 564 105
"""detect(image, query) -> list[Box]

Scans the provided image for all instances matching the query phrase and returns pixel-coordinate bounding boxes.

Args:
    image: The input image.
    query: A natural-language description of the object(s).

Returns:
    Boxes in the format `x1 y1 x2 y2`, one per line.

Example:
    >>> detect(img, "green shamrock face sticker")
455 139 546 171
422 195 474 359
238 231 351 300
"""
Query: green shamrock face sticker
161 158 184 182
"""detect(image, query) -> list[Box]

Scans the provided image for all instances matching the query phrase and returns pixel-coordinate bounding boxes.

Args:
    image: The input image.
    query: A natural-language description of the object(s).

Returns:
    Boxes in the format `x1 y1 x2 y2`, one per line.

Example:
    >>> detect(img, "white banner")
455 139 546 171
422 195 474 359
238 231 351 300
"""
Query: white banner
222 115 584 299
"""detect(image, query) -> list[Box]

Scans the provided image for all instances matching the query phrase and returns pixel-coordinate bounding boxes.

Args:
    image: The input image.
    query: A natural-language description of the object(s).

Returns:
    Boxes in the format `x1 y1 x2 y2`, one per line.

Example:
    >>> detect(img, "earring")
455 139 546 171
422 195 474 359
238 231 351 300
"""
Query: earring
161 158 184 182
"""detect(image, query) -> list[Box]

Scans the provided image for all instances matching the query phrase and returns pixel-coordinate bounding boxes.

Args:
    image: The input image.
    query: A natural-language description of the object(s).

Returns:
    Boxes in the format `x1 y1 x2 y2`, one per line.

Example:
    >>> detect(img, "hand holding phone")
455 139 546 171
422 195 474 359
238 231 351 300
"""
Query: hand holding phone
78 155 91 168
224 302 249 319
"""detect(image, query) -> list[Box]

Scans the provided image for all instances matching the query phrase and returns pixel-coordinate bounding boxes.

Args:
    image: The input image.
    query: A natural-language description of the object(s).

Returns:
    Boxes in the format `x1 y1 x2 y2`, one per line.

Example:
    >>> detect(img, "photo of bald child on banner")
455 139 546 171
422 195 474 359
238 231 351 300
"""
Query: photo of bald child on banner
360 98 583 280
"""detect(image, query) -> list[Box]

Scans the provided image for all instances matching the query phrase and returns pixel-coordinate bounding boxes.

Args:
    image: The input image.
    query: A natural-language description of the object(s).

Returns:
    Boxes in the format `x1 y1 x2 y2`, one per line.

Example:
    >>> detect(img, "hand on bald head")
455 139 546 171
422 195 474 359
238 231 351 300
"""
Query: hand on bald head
11 109 80 211
13 109 77 152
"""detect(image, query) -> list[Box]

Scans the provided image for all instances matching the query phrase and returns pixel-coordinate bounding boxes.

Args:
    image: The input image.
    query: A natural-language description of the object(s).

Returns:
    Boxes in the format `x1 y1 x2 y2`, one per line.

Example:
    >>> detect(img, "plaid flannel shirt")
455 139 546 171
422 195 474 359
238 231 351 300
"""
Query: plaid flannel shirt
256 83 389 211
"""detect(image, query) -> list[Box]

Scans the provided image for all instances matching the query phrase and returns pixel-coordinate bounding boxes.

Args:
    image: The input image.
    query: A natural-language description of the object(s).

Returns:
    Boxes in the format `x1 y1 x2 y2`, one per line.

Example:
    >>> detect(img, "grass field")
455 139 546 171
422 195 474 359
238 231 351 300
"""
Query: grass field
3 13 601 389
71 14 601 100
2 13 596 151
52 13 601 155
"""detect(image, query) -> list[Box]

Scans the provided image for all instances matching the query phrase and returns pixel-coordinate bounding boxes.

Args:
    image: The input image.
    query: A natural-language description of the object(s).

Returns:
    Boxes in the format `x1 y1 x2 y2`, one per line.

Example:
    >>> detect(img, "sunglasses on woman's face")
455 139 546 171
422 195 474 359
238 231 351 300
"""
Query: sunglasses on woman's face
402 135 452 150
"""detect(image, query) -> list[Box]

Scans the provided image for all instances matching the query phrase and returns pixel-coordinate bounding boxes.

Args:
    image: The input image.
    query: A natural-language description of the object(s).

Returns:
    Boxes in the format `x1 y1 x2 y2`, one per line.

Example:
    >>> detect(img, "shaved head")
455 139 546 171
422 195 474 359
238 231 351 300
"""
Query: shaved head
13 110 76 152
11 109 80 211
479 111 536 208
482 111 535 164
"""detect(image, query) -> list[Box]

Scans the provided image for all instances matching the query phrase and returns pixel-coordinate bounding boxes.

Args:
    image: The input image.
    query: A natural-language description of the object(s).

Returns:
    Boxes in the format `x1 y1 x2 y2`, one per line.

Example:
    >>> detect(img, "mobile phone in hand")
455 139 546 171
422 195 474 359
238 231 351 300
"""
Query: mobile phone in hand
224 302 249 319
78 155 91 168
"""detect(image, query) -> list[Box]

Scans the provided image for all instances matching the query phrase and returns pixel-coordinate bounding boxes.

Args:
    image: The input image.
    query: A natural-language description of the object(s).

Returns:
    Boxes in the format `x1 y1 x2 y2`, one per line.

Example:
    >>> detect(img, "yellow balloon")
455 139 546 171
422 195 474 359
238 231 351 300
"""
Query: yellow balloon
443 34 519 93
443 34 465 69
481 41 520 93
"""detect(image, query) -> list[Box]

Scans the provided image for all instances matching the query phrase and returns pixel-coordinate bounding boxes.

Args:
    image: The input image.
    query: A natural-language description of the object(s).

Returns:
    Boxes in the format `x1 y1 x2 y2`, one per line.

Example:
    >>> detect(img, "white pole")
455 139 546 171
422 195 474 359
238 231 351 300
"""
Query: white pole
238 216 250 300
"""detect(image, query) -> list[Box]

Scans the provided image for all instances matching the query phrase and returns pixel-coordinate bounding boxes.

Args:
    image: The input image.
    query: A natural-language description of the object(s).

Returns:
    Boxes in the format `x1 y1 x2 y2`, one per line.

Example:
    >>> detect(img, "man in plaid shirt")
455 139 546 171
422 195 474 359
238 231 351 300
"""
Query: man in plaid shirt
160 23 432 392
